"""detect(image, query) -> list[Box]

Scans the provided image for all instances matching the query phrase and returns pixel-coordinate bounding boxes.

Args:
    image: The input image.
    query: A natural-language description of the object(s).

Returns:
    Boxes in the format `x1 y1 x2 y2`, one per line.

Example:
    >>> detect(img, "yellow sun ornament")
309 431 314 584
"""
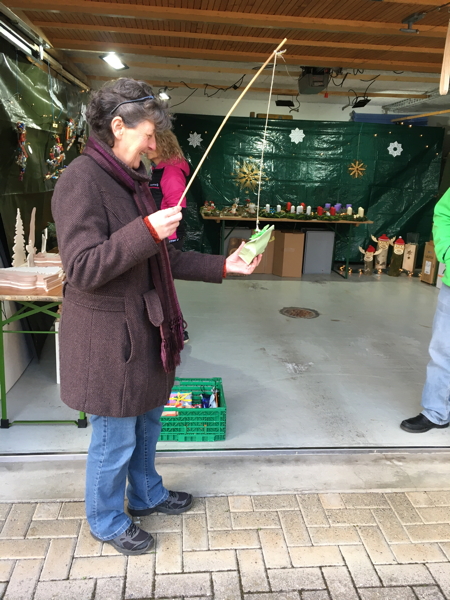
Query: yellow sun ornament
348 160 366 179
232 158 267 192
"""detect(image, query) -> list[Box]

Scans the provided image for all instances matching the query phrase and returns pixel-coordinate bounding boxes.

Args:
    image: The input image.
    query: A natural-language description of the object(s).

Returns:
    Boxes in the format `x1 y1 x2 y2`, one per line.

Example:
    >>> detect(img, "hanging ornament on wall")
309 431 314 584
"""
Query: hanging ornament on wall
45 134 66 180
232 158 268 192
76 128 87 154
387 141 403 157
348 160 366 178
16 122 29 181
188 132 203 148
289 128 305 144
66 118 77 150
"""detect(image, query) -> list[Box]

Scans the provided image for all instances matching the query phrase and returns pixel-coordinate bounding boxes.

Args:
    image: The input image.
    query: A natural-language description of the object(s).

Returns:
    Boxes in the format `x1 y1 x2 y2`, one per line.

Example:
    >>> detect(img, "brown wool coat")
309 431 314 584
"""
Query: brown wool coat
51 154 225 418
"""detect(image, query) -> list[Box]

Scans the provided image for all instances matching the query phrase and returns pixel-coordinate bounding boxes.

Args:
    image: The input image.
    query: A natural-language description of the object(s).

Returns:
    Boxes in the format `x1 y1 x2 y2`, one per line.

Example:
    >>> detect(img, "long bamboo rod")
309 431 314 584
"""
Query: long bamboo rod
440 20 450 95
176 38 287 207
391 108 450 121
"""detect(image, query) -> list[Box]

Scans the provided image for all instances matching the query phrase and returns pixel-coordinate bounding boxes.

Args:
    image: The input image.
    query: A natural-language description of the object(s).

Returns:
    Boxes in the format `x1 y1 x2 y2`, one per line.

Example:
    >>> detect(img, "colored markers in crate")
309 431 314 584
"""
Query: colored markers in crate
166 387 219 409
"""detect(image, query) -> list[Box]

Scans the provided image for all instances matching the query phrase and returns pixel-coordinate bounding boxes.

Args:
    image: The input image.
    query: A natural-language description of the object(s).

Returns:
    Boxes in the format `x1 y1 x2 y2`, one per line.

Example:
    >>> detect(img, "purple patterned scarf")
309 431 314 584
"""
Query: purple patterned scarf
84 135 184 373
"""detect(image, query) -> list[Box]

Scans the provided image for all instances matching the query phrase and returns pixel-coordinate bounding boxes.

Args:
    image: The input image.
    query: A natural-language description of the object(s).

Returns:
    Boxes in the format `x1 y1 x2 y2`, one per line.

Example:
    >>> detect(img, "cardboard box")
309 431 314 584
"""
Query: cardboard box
420 240 438 285
437 262 446 289
273 232 305 277
253 230 276 274
402 243 418 272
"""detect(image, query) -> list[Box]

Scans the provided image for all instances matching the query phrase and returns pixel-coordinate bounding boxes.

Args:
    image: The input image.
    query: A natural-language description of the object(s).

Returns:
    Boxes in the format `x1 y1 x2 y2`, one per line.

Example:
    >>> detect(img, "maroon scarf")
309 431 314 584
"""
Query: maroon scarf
84 135 184 373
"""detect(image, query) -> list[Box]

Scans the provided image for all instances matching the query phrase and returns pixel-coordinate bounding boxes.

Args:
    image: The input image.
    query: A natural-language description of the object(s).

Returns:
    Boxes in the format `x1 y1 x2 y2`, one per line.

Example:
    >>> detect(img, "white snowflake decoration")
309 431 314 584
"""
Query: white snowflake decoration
289 128 305 144
188 132 203 148
387 141 403 157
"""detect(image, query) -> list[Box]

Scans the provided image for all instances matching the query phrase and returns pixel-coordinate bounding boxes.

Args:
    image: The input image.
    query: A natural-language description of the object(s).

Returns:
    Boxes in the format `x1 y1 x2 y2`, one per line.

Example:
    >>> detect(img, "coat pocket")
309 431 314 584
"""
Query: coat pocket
143 289 164 327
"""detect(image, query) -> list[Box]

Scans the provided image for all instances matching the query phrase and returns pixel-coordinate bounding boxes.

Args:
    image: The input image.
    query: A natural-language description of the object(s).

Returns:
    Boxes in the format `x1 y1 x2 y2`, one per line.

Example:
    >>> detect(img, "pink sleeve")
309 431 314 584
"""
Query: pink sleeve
160 165 188 210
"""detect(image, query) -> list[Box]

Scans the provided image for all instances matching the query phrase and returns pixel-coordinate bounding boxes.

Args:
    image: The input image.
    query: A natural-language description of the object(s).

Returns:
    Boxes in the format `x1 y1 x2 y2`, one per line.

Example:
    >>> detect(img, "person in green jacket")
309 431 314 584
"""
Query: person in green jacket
401 190 450 433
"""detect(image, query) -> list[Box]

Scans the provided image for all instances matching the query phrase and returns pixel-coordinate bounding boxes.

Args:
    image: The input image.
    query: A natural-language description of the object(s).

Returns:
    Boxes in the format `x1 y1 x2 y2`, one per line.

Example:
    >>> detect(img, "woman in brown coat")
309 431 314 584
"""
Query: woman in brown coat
52 78 261 556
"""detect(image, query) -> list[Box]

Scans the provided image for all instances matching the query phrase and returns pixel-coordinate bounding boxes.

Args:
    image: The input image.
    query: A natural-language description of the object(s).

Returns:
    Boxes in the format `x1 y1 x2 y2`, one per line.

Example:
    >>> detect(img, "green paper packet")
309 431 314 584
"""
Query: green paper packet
238 225 275 265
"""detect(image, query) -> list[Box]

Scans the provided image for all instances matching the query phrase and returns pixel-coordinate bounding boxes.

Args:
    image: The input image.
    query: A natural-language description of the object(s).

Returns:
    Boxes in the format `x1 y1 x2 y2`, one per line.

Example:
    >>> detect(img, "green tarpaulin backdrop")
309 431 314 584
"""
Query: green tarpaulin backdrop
173 114 444 261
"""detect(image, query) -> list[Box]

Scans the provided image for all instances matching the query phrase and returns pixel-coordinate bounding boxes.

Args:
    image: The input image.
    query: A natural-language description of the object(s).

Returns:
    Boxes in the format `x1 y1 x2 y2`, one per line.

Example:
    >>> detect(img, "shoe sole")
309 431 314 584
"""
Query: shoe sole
129 497 193 517
91 532 154 556
400 423 449 433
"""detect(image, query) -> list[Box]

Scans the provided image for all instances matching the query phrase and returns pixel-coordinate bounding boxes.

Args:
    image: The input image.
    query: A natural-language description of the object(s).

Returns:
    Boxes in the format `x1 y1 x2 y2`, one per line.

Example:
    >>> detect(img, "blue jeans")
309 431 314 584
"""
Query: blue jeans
85 405 169 540
422 283 450 425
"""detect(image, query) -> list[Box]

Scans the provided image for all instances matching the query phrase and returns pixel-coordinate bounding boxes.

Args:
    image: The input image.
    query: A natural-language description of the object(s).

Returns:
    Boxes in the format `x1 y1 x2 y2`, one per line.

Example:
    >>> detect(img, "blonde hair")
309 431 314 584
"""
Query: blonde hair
155 129 185 163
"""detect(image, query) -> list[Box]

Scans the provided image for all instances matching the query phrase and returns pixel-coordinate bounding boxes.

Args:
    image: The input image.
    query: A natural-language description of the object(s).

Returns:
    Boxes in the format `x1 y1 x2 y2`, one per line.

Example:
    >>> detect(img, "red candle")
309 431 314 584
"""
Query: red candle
330 206 336 216
286 202 292 212
317 206 324 216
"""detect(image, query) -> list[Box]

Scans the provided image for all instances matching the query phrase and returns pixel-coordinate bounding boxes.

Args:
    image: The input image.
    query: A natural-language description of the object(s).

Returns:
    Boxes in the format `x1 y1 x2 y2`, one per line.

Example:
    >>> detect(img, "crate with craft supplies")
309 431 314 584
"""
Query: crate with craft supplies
159 377 226 442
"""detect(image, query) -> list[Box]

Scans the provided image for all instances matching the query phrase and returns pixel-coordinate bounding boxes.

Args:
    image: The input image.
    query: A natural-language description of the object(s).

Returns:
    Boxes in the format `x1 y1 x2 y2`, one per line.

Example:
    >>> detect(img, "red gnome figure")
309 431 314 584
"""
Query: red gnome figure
388 236 405 277
359 244 382 275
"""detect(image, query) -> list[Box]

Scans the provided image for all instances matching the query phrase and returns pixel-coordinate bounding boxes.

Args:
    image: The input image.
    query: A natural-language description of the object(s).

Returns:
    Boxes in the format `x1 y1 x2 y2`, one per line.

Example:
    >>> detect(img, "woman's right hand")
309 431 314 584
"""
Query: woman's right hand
147 206 182 240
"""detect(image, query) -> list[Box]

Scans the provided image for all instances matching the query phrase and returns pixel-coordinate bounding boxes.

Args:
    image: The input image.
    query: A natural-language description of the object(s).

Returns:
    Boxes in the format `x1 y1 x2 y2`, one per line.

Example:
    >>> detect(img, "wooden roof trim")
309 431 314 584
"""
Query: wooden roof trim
89 75 430 99
7 0 448 38
73 57 441 83
49 39 443 72
32 21 445 54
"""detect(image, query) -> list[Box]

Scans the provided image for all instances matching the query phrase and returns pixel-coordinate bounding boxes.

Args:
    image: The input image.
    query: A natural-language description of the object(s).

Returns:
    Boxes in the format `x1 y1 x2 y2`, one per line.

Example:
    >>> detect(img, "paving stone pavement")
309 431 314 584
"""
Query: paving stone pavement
1 492 450 599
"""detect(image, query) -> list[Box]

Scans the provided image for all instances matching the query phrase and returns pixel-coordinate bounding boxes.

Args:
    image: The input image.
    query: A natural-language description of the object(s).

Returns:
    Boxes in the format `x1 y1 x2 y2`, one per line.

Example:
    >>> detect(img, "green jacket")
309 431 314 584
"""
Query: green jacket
434 188 450 287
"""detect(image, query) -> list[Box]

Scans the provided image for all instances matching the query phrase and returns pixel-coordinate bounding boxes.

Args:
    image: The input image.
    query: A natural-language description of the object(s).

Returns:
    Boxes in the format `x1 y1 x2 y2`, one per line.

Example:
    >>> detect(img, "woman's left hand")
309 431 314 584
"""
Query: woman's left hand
225 242 263 276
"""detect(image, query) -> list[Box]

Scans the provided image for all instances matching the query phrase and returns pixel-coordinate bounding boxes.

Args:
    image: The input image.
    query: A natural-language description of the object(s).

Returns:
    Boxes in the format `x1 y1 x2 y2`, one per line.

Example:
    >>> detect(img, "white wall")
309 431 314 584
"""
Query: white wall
171 93 385 121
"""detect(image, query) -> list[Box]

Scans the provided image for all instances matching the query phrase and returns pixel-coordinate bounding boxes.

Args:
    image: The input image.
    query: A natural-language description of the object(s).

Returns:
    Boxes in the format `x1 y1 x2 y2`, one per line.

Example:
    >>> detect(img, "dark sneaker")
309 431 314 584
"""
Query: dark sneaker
128 491 193 517
183 329 190 343
93 523 154 556
400 413 449 433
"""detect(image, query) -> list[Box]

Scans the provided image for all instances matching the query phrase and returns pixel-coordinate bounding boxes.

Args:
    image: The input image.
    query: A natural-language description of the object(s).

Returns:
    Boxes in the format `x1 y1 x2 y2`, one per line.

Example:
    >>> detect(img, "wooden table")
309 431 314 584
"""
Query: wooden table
201 215 373 278
0 285 87 429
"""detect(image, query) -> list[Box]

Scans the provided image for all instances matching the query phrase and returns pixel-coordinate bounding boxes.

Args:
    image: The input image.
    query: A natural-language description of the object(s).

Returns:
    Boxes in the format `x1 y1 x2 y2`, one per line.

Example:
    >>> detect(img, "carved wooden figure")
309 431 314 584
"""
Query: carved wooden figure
359 245 382 275
388 236 405 277
371 233 396 271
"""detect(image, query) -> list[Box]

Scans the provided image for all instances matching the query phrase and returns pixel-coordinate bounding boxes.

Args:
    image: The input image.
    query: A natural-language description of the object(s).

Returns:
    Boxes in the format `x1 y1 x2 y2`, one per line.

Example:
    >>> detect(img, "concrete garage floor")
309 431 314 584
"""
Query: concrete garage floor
0 274 446 454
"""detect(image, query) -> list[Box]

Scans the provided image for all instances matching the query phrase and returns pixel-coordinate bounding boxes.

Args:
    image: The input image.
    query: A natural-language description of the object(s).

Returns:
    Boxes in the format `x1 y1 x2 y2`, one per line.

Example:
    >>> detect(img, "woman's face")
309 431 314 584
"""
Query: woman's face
147 149 158 161
112 118 157 168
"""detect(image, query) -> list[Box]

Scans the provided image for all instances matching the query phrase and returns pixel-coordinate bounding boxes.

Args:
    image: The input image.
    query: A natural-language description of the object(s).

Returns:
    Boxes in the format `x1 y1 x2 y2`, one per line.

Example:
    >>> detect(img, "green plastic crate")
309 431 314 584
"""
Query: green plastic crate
159 377 226 442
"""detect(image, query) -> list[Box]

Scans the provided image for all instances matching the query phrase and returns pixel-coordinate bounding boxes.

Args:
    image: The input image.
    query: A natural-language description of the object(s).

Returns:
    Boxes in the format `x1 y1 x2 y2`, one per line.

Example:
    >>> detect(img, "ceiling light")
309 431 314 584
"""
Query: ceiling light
0 22 33 56
158 87 171 101
275 99 295 107
400 12 426 33
100 53 128 70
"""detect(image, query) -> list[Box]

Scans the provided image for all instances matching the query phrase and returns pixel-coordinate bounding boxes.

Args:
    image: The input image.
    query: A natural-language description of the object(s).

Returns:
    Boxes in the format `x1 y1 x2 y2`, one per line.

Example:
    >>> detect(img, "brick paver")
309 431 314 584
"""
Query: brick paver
2 491 450 599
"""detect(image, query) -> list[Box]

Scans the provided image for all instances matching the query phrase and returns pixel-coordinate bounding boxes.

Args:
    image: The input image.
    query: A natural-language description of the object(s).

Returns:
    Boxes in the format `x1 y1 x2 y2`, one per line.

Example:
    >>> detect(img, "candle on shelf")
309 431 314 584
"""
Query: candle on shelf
290 206 296 213
286 202 292 212
335 203 342 212
324 203 331 210
297 205 304 214
330 206 336 216
306 206 311 215
317 206 324 216
347 206 352 215
265 204 270 212
358 207 365 217
276 205 281 213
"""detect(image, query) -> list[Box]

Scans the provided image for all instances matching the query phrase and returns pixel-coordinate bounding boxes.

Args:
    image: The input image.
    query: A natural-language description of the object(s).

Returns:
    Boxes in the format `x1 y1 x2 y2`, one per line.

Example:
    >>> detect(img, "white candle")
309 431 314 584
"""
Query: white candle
276 205 281 213
358 207 364 217
347 206 352 215
326 211 330 216
265 204 270 212
290 206 295 213
297 205 303 214
306 206 311 215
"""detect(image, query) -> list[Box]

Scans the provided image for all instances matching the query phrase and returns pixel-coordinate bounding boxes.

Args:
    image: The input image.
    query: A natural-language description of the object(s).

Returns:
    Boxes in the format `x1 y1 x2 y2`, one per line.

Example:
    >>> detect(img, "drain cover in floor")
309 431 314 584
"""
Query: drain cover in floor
280 307 320 319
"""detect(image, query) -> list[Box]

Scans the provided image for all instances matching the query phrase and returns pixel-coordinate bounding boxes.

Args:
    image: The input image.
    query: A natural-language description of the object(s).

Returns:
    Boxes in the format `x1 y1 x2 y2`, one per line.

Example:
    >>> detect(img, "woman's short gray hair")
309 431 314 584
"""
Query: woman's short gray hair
86 78 172 146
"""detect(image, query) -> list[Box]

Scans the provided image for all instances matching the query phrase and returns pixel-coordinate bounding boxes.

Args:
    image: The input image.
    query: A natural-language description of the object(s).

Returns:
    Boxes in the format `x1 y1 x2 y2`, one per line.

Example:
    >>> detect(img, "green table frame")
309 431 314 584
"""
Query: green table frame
0 289 87 429
202 215 372 279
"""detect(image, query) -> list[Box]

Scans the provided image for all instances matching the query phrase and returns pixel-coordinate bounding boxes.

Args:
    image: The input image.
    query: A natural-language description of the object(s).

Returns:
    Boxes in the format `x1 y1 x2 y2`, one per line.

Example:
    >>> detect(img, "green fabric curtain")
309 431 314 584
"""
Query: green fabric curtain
173 114 444 260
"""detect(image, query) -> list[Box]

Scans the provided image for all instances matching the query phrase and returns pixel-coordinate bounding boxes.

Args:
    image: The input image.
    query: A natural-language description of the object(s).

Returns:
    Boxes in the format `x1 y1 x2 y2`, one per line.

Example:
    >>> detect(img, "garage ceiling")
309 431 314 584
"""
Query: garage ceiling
2 0 450 110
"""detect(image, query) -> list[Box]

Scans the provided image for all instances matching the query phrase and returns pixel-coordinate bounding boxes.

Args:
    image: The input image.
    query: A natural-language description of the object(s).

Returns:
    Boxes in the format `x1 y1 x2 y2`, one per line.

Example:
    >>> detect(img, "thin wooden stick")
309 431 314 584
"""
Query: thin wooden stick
176 38 287 207
391 108 450 122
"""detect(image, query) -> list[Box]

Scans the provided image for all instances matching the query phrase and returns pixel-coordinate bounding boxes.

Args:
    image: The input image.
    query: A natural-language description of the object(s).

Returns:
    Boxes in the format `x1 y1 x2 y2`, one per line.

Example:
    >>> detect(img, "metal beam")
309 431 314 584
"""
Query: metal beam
5 0 448 38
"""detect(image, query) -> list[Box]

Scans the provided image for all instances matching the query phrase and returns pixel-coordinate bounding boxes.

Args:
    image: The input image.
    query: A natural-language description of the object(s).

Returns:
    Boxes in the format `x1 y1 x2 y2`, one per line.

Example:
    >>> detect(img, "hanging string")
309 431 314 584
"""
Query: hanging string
255 50 285 231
